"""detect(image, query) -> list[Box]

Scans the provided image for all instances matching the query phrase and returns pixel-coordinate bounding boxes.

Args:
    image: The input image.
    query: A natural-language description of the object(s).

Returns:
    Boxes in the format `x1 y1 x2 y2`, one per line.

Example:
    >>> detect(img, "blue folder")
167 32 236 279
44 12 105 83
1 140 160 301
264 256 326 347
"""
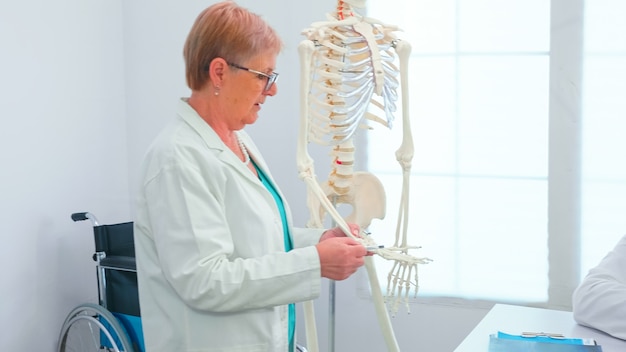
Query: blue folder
489 331 603 352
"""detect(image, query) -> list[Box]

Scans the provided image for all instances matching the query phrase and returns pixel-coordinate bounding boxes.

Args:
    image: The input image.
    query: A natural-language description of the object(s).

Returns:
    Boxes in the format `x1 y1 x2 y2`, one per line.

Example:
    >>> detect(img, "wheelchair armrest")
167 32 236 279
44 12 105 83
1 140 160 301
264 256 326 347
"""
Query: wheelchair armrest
100 256 136 271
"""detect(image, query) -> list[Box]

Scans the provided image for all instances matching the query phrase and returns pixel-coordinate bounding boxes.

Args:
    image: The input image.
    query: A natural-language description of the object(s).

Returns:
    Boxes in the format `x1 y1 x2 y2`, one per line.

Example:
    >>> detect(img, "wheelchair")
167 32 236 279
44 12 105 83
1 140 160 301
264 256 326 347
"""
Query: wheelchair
57 212 309 352
57 212 145 352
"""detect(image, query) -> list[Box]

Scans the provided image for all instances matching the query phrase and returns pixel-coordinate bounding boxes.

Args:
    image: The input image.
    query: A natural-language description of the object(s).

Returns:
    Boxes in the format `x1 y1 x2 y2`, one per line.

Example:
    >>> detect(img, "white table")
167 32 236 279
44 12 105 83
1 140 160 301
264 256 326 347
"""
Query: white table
454 304 626 351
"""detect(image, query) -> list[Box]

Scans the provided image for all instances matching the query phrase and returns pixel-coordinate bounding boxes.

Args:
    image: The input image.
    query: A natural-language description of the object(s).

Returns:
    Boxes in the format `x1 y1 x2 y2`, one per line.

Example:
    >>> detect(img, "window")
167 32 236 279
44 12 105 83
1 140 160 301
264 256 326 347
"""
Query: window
365 0 626 307
580 0 626 275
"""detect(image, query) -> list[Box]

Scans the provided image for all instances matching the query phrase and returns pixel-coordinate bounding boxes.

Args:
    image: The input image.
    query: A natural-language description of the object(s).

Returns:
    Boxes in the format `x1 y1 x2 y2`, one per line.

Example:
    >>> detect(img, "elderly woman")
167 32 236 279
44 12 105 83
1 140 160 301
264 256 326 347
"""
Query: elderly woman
133 2 368 351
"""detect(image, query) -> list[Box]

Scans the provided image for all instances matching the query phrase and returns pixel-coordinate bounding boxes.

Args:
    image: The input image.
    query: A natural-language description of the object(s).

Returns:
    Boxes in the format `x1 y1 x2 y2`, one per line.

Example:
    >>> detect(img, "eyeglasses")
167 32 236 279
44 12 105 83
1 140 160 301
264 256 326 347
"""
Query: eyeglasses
227 62 279 92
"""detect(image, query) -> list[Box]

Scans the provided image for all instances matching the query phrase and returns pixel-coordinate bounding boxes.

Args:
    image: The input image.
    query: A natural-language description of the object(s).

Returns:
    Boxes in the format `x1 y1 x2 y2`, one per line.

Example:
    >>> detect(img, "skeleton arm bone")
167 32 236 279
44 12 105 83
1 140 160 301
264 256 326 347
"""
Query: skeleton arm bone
297 40 323 352
393 39 414 249
378 39 435 314
394 40 414 168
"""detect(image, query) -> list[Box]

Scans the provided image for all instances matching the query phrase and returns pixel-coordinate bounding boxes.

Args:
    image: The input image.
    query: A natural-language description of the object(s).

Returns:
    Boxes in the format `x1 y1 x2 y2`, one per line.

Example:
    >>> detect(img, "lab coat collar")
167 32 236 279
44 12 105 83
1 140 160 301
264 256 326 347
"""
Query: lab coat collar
176 98 271 185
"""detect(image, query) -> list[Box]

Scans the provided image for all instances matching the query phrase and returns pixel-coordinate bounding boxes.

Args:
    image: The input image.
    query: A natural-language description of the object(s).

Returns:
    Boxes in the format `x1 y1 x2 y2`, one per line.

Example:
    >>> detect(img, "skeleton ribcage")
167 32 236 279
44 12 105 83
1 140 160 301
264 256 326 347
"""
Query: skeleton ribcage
305 23 400 147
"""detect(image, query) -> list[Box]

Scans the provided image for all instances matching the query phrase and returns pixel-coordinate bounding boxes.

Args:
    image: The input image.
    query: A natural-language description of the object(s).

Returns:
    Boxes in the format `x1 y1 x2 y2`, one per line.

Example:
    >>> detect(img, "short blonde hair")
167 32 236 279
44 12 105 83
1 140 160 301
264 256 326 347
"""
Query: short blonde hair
183 1 283 90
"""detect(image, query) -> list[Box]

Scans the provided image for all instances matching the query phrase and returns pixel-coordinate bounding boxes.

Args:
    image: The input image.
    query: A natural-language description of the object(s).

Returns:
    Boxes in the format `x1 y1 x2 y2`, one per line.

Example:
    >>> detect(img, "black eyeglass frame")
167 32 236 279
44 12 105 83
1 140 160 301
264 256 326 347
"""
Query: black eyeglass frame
227 62 279 92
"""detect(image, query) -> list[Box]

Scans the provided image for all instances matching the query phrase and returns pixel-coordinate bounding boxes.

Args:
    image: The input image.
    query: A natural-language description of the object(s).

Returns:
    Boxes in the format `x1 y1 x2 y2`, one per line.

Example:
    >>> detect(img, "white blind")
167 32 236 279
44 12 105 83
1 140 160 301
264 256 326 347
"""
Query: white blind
365 0 626 307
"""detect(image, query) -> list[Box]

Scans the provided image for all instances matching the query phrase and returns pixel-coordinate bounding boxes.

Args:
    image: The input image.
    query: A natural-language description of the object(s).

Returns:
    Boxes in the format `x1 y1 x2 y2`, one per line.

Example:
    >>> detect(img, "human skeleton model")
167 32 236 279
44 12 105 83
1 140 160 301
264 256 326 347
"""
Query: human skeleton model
296 1 431 351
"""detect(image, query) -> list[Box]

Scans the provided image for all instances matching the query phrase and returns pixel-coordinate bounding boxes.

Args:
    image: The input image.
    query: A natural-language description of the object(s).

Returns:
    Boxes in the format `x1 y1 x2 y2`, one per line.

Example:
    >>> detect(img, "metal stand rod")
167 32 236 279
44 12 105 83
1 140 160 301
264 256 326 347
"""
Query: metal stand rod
329 280 336 352
328 196 338 352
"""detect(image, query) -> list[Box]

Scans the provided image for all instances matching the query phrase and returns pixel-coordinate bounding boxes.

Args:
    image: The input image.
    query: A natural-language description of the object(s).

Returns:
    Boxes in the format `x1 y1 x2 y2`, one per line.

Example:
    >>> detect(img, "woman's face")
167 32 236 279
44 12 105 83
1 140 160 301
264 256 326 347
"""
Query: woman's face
222 51 278 129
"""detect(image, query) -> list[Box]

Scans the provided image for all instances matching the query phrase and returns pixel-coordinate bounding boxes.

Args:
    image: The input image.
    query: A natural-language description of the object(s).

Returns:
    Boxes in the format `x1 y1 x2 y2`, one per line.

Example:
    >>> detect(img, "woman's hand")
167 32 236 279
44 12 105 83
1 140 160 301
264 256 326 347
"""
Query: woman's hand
319 223 360 241
315 237 367 280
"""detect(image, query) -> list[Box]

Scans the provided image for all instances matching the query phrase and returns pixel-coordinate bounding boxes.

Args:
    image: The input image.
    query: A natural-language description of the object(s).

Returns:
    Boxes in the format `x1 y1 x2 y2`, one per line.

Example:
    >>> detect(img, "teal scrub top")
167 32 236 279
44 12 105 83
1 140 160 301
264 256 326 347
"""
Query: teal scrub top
252 161 296 351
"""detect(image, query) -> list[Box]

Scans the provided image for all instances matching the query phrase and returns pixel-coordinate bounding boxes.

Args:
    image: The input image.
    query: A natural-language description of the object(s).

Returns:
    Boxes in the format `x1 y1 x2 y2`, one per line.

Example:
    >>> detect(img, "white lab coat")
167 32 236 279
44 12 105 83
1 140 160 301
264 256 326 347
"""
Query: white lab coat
134 99 324 351
572 233 626 340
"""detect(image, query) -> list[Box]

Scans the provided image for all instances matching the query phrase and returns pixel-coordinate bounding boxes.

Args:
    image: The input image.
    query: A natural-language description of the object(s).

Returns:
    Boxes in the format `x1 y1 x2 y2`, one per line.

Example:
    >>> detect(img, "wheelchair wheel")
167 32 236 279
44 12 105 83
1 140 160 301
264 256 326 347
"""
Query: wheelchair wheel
58 302 135 352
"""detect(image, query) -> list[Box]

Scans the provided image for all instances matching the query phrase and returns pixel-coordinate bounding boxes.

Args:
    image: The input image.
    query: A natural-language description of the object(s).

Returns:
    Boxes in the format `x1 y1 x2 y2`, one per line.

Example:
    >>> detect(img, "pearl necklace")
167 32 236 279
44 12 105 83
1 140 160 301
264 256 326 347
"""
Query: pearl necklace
236 133 251 165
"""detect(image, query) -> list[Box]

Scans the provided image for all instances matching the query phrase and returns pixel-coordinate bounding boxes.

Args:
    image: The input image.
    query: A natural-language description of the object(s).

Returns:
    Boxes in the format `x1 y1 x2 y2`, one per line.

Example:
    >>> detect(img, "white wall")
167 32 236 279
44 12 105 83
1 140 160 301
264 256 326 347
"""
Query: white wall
0 0 487 351
0 0 130 350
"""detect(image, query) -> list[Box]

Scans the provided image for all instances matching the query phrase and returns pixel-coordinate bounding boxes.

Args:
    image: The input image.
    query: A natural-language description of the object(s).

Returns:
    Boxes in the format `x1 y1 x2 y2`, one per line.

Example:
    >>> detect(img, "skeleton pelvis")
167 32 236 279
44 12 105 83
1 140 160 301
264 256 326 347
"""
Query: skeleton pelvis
319 171 386 229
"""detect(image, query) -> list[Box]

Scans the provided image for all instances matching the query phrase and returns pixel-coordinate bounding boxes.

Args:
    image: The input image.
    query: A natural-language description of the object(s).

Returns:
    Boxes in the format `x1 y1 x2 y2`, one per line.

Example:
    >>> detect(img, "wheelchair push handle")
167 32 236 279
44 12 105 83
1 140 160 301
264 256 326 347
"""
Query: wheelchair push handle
71 212 100 226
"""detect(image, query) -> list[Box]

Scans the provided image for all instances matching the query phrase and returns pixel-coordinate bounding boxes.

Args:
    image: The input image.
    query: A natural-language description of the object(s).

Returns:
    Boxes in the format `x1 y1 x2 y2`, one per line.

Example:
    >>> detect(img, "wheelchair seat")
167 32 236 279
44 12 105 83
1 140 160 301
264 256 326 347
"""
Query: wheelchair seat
94 220 136 270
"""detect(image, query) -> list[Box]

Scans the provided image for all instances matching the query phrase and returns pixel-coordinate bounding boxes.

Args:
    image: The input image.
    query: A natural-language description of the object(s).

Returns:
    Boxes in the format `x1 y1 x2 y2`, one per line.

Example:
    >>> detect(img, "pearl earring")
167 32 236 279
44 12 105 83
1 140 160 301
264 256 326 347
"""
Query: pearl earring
214 86 220 96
